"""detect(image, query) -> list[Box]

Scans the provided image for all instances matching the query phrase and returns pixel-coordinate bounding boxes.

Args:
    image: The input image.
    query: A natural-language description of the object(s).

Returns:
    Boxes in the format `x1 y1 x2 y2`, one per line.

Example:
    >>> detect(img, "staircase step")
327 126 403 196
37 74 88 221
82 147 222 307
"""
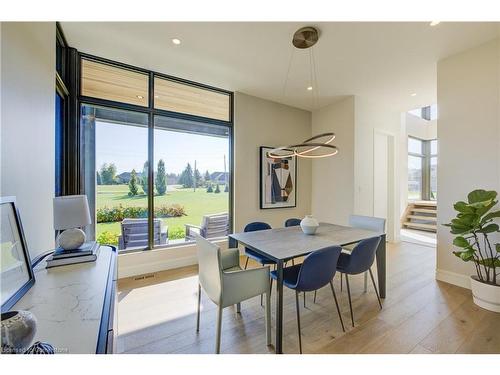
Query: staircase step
412 200 437 207
411 208 436 214
407 215 437 221
403 221 437 231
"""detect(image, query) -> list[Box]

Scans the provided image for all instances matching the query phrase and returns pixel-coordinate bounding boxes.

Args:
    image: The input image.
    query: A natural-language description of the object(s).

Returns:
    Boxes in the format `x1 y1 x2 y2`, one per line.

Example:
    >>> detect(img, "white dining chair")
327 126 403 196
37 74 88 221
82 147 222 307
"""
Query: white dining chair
195 234 271 354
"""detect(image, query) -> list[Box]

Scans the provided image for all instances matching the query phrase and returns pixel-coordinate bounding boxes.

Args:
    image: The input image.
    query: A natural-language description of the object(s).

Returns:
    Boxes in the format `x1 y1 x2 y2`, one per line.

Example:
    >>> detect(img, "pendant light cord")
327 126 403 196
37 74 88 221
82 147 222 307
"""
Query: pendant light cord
311 46 320 109
282 47 295 98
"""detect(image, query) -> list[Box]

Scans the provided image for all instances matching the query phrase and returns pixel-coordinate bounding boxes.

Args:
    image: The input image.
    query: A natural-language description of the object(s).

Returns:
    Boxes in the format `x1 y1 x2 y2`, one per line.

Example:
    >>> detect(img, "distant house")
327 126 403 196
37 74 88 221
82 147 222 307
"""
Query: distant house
209 172 228 184
116 171 144 184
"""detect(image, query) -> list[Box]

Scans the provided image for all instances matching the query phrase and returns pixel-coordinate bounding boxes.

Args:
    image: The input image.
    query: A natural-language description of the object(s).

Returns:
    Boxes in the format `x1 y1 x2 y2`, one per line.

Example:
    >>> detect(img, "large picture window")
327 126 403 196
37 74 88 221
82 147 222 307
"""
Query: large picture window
407 137 438 201
79 56 233 252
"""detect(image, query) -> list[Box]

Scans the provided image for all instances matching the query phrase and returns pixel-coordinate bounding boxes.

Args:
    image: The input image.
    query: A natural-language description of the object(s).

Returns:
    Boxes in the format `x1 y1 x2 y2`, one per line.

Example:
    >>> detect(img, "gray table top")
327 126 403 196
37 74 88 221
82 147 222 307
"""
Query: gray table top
229 223 383 262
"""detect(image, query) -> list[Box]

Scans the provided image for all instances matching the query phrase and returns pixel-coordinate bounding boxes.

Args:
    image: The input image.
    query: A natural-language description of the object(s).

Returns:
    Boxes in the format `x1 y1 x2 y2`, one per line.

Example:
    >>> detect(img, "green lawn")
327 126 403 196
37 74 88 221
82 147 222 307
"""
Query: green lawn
96 184 228 245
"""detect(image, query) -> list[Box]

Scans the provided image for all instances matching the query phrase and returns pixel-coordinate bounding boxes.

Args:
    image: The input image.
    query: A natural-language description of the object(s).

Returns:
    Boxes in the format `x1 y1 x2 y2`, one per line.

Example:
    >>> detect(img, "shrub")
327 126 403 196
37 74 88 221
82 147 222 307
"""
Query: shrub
97 231 119 245
207 184 213 193
214 184 221 193
168 226 185 240
96 204 186 223
224 184 229 193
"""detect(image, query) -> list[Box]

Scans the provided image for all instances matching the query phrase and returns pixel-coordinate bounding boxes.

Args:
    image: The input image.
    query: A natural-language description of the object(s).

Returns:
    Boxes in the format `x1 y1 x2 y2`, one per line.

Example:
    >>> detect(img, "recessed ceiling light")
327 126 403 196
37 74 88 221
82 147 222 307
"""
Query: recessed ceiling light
411 93 417 97
136 95 144 99
307 86 313 91
430 21 441 26
172 38 181 45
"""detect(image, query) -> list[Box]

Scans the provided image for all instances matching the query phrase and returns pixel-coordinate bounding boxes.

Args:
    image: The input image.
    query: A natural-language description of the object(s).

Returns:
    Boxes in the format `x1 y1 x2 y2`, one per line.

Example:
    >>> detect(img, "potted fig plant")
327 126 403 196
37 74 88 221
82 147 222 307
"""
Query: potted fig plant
444 189 500 312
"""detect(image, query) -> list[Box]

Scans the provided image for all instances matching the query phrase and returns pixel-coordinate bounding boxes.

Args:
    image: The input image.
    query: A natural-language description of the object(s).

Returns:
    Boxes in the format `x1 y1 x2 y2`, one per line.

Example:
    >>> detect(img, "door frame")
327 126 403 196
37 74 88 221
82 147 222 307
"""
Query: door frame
373 128 400 243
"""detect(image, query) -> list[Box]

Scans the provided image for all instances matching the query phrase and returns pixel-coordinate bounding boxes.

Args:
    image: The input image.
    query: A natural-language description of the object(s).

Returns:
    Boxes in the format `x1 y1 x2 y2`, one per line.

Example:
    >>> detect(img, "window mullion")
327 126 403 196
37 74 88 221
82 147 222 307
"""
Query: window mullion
147 73 155 250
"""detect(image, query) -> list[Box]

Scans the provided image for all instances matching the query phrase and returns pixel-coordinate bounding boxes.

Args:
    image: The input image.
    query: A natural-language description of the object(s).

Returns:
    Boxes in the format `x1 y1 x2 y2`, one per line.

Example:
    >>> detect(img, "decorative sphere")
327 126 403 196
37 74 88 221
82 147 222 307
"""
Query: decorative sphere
58 228 86 250
1 310 37 354
300 215 319 235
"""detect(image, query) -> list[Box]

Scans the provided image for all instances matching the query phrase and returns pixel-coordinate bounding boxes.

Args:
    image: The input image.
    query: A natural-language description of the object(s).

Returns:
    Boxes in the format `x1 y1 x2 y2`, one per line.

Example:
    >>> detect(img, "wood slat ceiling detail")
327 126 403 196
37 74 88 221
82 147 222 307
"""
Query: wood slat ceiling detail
81 59 149 107
154 77 230 121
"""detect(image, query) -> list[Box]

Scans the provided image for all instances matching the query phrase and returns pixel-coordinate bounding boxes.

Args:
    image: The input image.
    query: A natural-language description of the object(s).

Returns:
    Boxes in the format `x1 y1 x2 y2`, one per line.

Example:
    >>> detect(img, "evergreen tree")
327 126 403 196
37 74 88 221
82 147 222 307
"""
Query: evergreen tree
128 169 139 196
206 183 213 193
141 161 149 194
224 184 229 193
178 163 194 188
96 171 102 185
155 159 167 195
204 170 211 186
194 168 202 187
214 184 221 193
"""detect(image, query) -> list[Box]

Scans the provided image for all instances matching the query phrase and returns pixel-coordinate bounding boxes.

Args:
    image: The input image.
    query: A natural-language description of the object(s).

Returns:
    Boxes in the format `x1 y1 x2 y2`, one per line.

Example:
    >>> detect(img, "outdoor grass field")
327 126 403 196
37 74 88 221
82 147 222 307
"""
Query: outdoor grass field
96 184 228 245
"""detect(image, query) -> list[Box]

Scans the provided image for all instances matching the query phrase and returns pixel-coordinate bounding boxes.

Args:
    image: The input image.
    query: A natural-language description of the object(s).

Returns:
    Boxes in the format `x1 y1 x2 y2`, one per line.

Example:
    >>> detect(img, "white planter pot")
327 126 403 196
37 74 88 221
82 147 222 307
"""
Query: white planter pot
470 276 500 312
300 215 319 235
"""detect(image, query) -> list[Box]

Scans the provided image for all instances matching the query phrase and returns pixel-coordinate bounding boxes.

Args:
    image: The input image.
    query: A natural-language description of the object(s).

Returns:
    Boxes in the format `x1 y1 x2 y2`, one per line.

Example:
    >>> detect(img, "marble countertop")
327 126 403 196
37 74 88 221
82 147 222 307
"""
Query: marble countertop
12 246 114 354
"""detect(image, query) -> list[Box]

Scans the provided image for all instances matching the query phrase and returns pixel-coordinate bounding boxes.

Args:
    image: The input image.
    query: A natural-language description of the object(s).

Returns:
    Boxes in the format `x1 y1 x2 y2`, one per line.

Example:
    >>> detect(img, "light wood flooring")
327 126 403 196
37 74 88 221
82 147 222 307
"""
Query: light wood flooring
116 241 500 354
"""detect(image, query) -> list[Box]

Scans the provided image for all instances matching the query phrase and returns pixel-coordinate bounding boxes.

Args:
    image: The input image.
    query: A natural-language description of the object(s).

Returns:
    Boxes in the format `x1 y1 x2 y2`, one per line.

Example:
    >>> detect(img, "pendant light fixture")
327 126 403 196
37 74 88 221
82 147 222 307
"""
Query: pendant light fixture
268 26 338 159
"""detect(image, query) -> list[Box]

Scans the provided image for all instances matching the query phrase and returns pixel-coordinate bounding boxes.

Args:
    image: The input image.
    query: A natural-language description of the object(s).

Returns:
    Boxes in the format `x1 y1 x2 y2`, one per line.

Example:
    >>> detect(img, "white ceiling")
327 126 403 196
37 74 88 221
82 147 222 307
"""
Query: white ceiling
61 22 499 112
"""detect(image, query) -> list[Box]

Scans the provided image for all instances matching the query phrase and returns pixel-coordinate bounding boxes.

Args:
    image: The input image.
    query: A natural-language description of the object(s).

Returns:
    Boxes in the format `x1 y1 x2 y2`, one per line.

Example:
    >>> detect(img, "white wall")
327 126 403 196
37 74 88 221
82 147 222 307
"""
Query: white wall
406 114 437 140
436 38 500 288
119 92 312 277
233 92 312 231
0 22 56 259
354 96 402 241
311 96 355 225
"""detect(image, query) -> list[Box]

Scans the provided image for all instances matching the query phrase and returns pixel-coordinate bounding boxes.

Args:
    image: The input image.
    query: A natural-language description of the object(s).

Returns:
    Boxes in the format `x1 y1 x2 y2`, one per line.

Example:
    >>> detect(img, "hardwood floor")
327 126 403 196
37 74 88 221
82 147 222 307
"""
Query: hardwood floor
116 241 500 354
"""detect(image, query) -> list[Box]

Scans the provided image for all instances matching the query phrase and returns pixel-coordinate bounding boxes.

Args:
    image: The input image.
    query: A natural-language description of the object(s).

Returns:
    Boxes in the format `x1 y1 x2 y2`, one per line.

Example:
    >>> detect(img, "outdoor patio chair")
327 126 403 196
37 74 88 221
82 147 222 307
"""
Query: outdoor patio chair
118 218 168 250
185 212 229 241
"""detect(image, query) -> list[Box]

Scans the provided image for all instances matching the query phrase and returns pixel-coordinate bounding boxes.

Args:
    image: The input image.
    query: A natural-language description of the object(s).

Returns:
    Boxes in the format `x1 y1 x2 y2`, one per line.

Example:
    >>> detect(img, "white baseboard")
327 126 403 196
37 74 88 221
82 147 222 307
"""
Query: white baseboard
435 268 471 290
117 239 229 279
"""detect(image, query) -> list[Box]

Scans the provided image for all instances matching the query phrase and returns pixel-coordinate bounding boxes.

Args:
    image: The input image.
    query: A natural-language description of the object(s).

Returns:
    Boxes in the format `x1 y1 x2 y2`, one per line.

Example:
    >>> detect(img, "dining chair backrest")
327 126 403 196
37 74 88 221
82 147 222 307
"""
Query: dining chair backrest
294 245 342 292
196 235 223 304
244 222 271 252
284 218 301 227
244 222 272 232
349 215 386 233
344 236 382 274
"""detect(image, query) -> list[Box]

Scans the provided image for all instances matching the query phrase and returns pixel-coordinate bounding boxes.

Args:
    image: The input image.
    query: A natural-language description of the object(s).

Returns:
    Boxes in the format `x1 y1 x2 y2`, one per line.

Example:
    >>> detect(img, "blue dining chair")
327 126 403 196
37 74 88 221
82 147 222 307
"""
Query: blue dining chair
284 218 301 227
341 215 386 293
336 236 383 327
270 246 345 354
243 222 274 269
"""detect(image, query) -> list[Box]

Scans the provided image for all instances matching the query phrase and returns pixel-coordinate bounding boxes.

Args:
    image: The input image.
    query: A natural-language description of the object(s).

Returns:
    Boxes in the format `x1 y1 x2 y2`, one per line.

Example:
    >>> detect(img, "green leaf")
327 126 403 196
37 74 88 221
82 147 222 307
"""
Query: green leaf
481 210 500 223
453 236 470 248
479 223 499 233
454 201 474 213
468 189 497 204
476 200 497 217
453 250 475 262
496 244 500 253
477 258 500 267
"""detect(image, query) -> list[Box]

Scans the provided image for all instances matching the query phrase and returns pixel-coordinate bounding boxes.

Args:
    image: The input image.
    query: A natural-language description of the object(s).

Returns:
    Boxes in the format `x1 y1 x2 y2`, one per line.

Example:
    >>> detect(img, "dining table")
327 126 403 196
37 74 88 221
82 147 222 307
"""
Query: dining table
228 222 386 354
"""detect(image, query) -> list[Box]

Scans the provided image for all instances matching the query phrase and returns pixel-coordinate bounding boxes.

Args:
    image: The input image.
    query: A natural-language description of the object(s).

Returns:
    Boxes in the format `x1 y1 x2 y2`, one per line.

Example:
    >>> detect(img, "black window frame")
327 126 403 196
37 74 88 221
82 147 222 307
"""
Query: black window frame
73 53 234 252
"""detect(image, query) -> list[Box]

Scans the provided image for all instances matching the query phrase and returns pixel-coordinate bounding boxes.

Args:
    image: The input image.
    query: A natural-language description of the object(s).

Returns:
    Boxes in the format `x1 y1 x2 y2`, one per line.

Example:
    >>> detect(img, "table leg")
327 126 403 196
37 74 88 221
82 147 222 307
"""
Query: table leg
376 234 386 298
228 236 237 248
275 260 284 354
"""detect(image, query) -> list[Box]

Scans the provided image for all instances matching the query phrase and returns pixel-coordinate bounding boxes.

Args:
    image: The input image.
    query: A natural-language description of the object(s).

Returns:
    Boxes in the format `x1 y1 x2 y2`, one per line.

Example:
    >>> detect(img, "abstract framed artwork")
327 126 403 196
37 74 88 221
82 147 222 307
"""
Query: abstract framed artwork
260 146 297 209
